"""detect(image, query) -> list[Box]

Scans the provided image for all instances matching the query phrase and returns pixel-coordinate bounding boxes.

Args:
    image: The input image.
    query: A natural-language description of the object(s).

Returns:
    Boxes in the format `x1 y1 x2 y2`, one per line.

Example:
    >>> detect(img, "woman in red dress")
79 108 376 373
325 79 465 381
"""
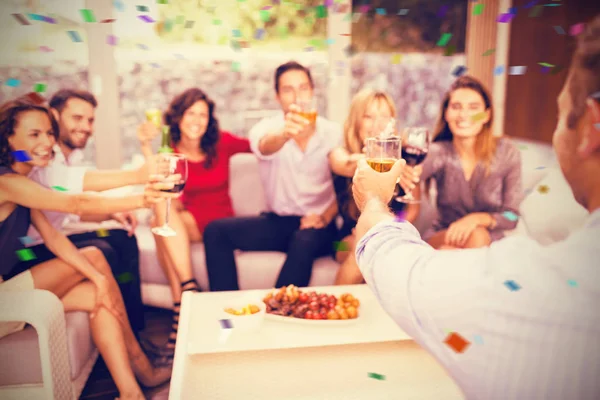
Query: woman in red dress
138 88 251 352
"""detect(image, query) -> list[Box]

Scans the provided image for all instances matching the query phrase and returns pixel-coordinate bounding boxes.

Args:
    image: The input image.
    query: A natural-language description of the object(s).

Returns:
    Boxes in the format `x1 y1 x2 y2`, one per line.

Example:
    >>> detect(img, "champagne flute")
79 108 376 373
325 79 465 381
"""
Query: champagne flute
151 153 188 237
395 127 430 204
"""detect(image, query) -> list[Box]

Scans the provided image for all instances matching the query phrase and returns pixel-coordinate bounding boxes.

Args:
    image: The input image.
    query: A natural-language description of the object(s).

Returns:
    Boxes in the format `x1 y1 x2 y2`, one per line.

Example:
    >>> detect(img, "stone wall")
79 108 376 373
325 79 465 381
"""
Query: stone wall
0 52 465 165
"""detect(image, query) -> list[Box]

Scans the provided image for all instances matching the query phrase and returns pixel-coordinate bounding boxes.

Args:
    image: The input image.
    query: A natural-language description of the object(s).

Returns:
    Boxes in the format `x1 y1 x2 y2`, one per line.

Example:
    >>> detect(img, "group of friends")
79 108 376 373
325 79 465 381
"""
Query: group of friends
0 15 598 399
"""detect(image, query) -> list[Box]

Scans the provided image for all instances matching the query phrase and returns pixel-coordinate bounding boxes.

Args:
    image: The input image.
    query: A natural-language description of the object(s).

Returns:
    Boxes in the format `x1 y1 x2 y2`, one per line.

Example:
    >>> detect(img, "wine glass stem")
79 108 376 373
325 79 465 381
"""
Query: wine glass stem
165 198 171 227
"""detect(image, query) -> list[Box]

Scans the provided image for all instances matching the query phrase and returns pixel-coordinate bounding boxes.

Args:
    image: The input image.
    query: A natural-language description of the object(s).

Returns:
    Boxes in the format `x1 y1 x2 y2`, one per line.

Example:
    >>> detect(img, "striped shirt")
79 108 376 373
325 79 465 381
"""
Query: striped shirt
356 209 600 399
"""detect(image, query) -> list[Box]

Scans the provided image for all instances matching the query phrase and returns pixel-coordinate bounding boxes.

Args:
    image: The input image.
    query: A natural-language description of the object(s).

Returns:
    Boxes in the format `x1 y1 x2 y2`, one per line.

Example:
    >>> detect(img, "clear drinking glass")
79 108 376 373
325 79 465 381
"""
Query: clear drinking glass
151 153 188 237
145 108 162 128
295 97 318 125
365 136 401 172
395 127 430 204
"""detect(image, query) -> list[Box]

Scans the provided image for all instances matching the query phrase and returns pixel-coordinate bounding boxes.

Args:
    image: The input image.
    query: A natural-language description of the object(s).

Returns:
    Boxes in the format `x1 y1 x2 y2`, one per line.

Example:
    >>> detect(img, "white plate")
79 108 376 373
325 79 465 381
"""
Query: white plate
264 312 359 326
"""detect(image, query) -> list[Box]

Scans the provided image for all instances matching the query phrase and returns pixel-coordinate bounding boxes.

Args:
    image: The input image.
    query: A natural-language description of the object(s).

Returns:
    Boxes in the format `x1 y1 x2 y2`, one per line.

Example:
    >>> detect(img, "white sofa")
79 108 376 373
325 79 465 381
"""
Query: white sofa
0 137 589 399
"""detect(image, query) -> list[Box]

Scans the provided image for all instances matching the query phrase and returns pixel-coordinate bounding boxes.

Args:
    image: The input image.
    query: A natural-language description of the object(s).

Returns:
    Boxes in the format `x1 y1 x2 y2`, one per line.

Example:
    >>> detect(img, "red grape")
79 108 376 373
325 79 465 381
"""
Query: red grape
298 293 309 303
313 314 322 320
329 295 337 304
308 301 320 311
319 309 328 319
305 310 313 319
328 302 336 310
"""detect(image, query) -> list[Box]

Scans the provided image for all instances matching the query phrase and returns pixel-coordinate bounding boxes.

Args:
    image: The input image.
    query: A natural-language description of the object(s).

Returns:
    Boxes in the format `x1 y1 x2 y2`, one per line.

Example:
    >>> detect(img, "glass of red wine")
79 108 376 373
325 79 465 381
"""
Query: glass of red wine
151 153 188 237
396 127 430 204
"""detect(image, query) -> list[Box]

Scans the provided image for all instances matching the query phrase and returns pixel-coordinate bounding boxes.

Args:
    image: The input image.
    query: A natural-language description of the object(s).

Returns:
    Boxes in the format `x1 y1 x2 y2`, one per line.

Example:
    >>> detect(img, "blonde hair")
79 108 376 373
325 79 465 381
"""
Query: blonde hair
343 88 397 154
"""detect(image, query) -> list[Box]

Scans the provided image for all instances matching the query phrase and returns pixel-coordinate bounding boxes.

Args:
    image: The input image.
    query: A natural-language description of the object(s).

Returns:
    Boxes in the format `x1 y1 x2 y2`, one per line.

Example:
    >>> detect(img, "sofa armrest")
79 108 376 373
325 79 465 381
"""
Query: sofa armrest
0 290 74 400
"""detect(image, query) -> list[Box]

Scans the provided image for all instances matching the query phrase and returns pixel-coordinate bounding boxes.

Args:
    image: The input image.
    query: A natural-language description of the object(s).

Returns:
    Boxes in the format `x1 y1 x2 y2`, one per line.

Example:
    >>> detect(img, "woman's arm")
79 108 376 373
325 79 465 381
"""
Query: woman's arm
224 132 252 155
488 144 523 231
82 167 147 192
329 147 363 177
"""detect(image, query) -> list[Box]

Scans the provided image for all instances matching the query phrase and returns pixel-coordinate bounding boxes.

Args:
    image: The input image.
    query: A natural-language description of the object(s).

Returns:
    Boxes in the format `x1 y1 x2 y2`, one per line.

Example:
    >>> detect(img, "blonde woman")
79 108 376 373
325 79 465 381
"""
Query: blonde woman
329 89 419 285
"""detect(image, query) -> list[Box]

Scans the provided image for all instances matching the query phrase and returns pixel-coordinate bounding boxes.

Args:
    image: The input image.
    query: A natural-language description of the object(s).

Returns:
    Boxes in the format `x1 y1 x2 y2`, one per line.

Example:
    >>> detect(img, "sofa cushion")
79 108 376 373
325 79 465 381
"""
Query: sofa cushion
0 311 94 386
229 153 267 216
511 138 556 193
519 168 588 245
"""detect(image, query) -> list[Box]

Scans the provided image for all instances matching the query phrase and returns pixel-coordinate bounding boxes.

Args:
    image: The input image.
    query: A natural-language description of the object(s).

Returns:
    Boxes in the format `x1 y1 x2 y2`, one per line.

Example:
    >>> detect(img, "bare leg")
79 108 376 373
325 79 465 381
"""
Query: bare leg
334 234 364 285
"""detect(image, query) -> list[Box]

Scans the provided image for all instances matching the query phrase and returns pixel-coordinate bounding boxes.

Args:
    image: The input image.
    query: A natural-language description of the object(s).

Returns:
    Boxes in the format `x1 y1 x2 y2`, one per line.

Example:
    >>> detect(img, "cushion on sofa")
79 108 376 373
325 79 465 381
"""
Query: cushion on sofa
0 312 94 386
519 168 588 245
229 153 267 216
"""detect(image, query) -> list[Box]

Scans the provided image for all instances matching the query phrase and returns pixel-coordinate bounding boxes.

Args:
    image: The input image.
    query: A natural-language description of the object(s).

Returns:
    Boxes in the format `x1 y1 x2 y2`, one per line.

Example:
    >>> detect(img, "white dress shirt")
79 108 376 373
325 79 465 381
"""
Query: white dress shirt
26 145 89 245
248 113 342 216
356 209 600 399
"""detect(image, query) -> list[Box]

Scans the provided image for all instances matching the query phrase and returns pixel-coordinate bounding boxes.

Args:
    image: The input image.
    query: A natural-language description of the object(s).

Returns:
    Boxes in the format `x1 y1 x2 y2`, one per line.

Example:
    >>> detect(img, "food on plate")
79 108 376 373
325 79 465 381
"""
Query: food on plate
262 285 360 320
224 304 261 316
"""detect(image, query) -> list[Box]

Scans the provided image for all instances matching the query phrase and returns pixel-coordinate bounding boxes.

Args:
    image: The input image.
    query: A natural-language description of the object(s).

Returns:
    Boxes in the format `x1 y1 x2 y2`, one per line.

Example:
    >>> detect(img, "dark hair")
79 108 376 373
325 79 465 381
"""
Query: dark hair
164 88 220 168
0 97 60 167
49 89 98 113
274 61 314 93
567 15 600 129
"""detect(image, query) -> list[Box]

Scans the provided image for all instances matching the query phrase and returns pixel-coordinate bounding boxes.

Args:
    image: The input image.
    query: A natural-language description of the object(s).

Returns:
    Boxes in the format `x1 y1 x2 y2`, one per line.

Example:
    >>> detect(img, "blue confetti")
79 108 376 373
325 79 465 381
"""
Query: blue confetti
67 30 83 43
494 65 505 76
19 236 34 246
473 335 484 344
254 28 265 40
137 43 149 50
504 280 521 291
12 150 32 162
567 279 578 287
113 0 125 12
554 26 565 35
5 78 20 87
27 13 45 21
452 65 468 77
232 29 242 38
502 211 518 221
375 8 386 15
535 166 546 170
508 7 518 15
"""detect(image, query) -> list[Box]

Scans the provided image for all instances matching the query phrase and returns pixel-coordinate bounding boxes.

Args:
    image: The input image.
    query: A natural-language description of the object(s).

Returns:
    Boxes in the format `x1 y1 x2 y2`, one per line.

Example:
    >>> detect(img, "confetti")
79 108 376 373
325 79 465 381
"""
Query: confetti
537 184 549 194
184 20 194 29
232 61 241 72
544 3 561 6
473 335 484 345
254 28 265 40
538 62 554 67
232 29 242 38
34 83 46 93
535 166 546 170
96 229 110 237
19 236 34 246
12 13 30 25
436 33 452 47
437 5 449 18
494 65 505 76
16 248 36 262
471 111 487 122
259 10 270 22
333 241 349 252
219 319 233 329
26 92 45 104
504 280 521 291
529 5 543 17
452 65 467 77
39 46 53 52
101 18 116 23
136 5 149 12
43 16 57 24
502 211 518 221
444 332 471 353
113 0 125 12
394 210 407 221
5 78 21 87
391 54 402 64
316 5 328 18
27 13 45 21
358 5 370 13
367 372 386 380
473 4 484 15
212 19 222 26
12 150 32 162
137 43 149 50
397 9 409 16
67 31 83 43
138 15 155 23
569 23 584 36
107 34 118 46
496 13 514 23
508 7 518 15
524 0 539 8
482 48 496 56
80 9 96 23
375 8 386 16
508 66 527 75
567 279 578 288
157 0 169 3
150 63 160 68
51 186 68 191
116 272 135 284
554 26 565 35
444 44 457 56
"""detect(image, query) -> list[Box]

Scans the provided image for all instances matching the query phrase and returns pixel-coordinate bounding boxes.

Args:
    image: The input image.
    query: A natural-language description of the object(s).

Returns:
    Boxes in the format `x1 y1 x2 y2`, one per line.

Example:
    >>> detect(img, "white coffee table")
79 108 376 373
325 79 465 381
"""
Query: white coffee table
169 284 464 399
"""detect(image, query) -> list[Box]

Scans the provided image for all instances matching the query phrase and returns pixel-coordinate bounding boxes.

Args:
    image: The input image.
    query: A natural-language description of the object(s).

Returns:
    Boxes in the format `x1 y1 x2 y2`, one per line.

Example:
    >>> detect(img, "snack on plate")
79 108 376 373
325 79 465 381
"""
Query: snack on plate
262 285 360 320
224 304 261 316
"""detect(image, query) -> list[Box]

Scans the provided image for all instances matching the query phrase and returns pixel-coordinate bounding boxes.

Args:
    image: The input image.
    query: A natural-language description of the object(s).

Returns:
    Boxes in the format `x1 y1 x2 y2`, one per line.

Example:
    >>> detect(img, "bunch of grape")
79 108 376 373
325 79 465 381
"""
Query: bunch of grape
263 285 360 320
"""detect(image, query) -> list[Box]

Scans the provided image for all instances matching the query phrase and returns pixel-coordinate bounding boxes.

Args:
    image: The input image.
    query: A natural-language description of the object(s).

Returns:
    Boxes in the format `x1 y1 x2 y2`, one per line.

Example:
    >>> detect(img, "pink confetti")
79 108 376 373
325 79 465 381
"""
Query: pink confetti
569 23 584 36
39 46 53 52
359 5 370 13
107 34 118 46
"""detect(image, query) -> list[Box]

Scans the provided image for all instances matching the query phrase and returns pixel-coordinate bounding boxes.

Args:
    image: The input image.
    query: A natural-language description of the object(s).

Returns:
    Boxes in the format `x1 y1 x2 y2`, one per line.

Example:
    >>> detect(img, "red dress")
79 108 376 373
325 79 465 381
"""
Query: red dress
175 132 251 233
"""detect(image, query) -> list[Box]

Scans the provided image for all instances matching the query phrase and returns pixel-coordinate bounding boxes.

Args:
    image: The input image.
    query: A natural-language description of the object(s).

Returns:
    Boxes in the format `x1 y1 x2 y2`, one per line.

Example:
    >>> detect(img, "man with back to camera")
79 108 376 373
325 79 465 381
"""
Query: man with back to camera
350 16 600 399
23 89 148 338
203 61 342 293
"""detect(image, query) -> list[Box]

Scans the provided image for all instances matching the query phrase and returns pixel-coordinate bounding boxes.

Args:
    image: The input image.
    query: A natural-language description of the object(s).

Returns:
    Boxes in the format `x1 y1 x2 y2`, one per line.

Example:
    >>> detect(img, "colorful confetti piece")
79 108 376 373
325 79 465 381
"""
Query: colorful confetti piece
67 31 83 43
569 23 584 36
254 28 265 40
19 236 34 246
524 0 539 8
471 111 487 122
504 280 521 291
444 44 457 56
497 13 514 23
12 150 32 162
368 372 386 380
116 272 135 284
136 5 149 12
150 63 160 68
473 335 484 345
529 5 543 17
502 211 518 221
39 46 53 52
101 18 116 23
51 186 68 192
397 9 409 16
436 33 452 47
137 43 149 50
452 65 467 77
232 29 242 38
535 166 546 170
391 54 402 64
157 0 169 4
232 61 241 72
12 13 30 25
494 65 505 76
138 15 155 23
80 9 96 23
473 4 484 15
553 26 565 35
259 10 270 22
538 62 554 68
43 16 56 24
567 279 578 288
508 7 518 15
16 248 36 262
333 241 349 252
375 8 386 16
316 5 328 18
219 319 233 329
26 92 45 104
394 210 408 221
5 78 20 87
438 5 449 18
34 83 46 93
97 229 110 238
537 184 550 194
444 332 471 353
508 66 527 75
113 0 125 12
27 13 45 21
184 20 194 29
482 48 496 56
107 35 118 46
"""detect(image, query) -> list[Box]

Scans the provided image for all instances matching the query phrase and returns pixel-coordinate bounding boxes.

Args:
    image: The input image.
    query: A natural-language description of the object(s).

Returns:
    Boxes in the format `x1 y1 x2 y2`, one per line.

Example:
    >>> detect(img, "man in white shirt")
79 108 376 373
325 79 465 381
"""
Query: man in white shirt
23 89 148 336
203 61 341 292
351 17 600 399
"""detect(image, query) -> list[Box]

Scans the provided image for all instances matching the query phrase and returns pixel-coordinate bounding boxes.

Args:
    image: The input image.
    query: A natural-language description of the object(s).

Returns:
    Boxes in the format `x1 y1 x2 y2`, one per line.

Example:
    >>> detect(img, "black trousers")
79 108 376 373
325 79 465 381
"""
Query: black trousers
12 229 145 335
203 212 338 291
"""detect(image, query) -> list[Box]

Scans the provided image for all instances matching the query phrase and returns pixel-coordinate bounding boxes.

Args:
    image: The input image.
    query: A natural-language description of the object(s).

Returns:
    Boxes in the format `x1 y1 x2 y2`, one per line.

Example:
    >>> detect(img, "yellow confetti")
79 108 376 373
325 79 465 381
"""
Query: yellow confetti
391 54 402 64
96 229 110 237
471 111 487 122
537 185 550 194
